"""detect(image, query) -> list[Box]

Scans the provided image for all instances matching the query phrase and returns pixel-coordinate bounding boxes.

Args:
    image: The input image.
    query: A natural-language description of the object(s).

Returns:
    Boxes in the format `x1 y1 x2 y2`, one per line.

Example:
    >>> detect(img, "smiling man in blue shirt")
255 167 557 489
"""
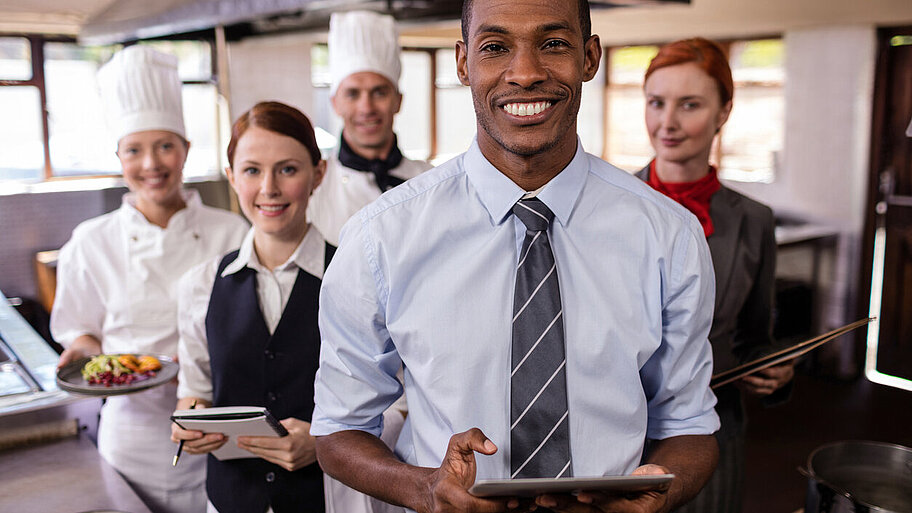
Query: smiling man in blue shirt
312 1 720 512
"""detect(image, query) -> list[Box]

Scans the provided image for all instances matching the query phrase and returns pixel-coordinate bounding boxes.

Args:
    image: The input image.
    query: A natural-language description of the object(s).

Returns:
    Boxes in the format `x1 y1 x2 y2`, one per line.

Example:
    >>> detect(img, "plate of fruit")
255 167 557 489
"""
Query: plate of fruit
56 354 177 396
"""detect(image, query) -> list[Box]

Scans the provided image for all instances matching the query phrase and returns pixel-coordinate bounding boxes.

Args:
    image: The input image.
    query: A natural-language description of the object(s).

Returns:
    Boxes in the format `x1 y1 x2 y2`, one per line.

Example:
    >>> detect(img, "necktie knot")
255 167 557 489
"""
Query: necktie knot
513 198 554 233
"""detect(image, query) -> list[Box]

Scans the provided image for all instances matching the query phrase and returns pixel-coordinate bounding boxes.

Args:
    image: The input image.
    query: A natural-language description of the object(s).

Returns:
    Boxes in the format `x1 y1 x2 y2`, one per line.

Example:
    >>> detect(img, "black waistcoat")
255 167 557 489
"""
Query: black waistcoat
204 244 334 513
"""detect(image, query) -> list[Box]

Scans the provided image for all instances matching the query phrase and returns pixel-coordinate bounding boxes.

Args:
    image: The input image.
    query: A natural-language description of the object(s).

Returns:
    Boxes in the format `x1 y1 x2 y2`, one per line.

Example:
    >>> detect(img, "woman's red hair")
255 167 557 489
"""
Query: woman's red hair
227 101 322 168
645 38 734 105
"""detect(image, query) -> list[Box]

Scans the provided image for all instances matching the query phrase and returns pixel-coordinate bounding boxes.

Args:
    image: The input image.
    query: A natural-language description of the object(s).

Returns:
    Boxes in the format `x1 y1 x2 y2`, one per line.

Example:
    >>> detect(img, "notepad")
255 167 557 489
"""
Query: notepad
171 406 288 460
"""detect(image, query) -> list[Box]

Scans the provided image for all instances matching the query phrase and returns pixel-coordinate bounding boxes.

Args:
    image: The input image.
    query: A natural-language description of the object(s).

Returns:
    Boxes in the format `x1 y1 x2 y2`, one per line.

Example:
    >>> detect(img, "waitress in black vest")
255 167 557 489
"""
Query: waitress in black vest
171 101 329 513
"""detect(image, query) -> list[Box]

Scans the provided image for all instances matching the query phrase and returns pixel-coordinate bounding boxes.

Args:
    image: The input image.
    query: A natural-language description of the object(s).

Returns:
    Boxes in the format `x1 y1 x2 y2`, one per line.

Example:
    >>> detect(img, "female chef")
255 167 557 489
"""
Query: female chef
637 37 794 513
50 45 248 513
171 101 329 513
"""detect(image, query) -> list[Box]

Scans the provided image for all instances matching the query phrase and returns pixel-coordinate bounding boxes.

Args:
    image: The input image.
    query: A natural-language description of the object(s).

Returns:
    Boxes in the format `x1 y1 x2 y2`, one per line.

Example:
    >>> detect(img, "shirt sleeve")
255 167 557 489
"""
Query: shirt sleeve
641 218 720 440
311 216 405 438
176 259 218 401
49 234 106 347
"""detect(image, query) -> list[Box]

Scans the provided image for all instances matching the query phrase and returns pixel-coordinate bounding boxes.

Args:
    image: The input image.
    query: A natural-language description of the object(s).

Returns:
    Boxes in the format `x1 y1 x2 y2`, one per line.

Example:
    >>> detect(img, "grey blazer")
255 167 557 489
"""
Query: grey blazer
636 166 779 437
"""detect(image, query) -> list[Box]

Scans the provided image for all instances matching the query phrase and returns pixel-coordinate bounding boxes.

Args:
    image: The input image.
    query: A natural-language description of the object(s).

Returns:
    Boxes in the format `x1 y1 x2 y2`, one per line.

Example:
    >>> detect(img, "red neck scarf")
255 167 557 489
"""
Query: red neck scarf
647 160 721 237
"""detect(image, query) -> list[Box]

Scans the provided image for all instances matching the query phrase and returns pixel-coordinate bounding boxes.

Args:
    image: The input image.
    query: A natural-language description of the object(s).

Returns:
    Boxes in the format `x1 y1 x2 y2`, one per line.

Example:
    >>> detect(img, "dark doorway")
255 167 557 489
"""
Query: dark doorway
857 26 912 389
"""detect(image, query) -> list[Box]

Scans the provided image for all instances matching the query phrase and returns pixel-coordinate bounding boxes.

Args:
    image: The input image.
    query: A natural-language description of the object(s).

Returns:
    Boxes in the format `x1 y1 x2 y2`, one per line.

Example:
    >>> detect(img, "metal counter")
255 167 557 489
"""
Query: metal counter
0 428 153 512
0 290 151 512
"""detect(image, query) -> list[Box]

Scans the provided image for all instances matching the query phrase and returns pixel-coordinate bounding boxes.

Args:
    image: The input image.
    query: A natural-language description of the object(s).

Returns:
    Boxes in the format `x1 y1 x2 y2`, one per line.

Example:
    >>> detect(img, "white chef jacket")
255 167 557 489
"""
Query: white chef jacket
51 189 248 512
306 153 432 246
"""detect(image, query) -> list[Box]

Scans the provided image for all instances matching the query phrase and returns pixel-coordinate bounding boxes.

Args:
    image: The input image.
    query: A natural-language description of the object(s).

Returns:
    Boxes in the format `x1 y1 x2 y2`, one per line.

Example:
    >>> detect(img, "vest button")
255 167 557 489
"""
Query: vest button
264 350 274 359
267 392 278 402
265 471 275 483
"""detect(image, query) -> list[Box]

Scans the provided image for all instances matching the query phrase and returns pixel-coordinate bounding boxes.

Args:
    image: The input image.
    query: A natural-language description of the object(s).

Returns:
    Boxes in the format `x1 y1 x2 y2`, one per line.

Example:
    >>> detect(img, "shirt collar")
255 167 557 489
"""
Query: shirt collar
221 225 326 279
463 138 589 227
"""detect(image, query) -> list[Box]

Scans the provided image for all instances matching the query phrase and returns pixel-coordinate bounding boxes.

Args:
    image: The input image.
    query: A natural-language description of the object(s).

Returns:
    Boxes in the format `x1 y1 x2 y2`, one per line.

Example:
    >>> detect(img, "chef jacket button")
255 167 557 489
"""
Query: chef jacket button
267 392 277 402
130 236 138 242
265 471 275 483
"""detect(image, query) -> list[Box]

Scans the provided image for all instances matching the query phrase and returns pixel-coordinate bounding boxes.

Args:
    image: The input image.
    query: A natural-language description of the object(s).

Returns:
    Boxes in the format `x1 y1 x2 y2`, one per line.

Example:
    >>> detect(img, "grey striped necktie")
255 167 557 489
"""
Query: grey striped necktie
510 197 572 480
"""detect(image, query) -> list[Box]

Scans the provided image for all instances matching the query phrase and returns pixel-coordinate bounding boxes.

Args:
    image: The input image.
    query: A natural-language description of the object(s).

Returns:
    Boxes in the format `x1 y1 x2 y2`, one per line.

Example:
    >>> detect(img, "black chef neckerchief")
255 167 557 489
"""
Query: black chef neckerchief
337 132 405 192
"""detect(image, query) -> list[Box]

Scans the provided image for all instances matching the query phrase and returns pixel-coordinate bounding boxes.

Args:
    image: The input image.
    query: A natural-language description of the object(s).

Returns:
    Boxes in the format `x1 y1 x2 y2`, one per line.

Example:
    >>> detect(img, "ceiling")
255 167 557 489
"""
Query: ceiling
0 0 688 44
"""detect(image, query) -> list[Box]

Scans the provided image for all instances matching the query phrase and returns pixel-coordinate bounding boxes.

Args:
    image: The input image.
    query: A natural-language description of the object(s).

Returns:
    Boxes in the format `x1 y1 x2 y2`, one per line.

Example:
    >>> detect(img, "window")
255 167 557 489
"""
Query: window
605 45 658 172
434 48 474 164
0 36 222 183
722 39 784 183
604 38 785 183
0 37 45 181
44 42 120 176
396 50 432 161
0 37 31 80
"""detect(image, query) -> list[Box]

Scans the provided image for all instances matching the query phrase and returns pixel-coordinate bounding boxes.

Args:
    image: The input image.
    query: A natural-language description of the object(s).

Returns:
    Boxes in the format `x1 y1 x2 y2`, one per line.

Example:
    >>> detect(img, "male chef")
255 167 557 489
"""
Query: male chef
307 10 431 247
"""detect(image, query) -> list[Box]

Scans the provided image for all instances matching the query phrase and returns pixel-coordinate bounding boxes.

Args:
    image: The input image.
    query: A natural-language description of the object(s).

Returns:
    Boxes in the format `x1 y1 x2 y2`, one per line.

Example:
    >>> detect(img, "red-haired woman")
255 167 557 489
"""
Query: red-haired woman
637 38 794 513
171 101 329 512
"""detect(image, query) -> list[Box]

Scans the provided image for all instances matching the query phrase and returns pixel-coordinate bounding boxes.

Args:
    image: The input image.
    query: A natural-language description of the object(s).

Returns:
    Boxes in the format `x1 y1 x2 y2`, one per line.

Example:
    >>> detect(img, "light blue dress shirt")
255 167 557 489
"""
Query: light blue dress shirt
312 139 720 481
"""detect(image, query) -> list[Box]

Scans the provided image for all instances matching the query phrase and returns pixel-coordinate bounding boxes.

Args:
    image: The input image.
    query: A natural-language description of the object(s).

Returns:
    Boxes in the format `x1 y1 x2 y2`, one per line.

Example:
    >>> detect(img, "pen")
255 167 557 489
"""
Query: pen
172 399 197 467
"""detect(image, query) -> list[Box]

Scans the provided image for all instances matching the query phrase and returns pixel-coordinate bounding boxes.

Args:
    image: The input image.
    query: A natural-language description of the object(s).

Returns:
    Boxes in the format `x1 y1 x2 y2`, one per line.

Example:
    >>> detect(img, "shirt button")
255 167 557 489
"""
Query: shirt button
341 175 349 184
265 471 275 483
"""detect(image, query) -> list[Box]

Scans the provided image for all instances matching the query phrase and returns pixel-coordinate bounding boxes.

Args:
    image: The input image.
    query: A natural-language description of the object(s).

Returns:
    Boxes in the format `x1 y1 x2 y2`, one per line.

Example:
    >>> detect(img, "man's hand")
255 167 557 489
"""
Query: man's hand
532 464 672 513
316 428 533 513
421 428 522 513
56 334 102 369
739 360 795 396
238 418 317 471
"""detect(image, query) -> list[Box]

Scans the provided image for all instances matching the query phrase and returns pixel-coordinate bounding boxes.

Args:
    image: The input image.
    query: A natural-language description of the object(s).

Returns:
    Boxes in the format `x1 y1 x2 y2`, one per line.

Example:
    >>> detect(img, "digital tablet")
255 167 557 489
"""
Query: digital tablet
468 474 674 498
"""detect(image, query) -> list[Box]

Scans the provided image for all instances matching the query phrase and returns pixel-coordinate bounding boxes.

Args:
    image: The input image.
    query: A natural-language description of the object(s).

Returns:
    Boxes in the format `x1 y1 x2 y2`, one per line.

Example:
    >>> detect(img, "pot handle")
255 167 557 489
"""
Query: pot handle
797 466 857 503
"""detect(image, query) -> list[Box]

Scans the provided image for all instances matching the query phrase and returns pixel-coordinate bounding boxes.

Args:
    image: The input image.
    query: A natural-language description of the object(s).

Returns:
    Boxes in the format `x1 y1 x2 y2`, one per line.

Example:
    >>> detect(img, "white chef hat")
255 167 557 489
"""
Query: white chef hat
96 45 185 142
328 10 402 95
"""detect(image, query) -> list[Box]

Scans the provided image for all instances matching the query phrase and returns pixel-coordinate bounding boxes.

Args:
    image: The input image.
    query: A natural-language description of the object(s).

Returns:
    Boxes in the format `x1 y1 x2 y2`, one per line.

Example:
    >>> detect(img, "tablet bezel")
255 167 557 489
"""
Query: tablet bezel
468 474 675 498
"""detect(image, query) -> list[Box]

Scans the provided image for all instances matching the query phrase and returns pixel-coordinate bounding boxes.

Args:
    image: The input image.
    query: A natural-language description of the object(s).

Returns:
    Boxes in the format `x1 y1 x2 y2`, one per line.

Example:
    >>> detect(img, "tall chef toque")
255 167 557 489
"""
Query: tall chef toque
97 45 185 142
328 10 402 96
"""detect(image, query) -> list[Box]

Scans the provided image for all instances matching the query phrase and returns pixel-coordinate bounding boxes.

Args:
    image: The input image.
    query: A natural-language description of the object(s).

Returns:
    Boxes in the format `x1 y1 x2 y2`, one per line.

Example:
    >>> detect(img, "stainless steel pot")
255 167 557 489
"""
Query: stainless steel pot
804 440 912 513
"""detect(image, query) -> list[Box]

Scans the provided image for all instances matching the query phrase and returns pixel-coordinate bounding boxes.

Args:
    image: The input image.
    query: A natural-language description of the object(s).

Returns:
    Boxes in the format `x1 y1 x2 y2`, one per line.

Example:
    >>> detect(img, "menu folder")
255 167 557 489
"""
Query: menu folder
171 405 288 460
710 317 874 389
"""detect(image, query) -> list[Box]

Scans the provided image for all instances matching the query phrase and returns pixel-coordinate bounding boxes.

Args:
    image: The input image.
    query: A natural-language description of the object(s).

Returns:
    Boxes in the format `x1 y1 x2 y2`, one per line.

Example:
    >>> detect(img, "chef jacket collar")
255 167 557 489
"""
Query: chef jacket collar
221 224 326 280
119 188 201 231
463 137 589 228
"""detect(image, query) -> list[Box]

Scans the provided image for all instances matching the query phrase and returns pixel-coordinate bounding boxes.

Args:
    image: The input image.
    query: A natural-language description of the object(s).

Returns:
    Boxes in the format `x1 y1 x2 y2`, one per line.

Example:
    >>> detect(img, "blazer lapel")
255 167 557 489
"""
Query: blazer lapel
707 187 743 313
